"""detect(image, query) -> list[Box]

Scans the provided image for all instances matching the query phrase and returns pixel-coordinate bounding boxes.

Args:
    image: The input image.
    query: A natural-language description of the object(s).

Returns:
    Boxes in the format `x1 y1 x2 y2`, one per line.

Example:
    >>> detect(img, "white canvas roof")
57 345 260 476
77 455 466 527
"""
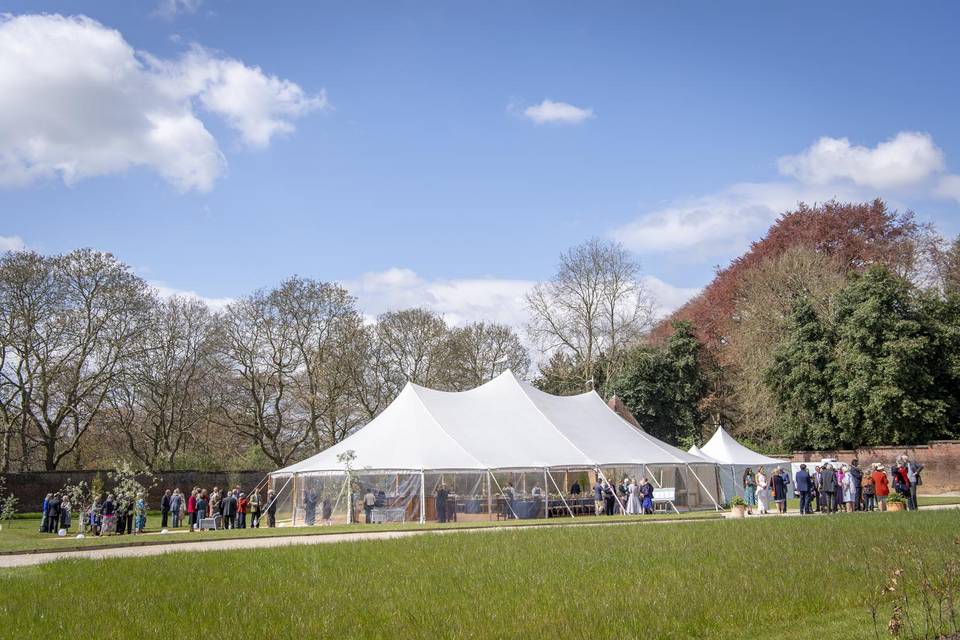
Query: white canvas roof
274 370 707 475
687 444 721 464
699 426 785 467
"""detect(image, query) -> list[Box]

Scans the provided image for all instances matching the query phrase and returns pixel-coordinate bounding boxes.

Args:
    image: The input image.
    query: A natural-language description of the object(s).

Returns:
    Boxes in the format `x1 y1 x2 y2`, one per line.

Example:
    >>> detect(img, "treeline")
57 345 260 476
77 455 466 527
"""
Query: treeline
0 251 528 471
548 200 960 451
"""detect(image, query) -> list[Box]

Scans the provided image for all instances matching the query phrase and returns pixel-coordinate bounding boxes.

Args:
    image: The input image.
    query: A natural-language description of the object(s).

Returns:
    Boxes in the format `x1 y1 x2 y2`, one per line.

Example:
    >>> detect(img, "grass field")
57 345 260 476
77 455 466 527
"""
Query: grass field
2 496 957 555
0 509 958 639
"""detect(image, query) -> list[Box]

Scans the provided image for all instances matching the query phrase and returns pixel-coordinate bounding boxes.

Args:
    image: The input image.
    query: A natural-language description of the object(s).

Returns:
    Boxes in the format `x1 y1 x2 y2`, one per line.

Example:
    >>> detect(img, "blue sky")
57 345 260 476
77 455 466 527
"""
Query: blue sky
1 1 959 324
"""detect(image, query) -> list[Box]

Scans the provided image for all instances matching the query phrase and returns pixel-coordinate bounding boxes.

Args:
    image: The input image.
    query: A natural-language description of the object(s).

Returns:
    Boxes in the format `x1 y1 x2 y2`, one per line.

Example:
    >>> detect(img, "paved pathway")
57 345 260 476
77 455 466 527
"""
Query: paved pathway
1 504 955 569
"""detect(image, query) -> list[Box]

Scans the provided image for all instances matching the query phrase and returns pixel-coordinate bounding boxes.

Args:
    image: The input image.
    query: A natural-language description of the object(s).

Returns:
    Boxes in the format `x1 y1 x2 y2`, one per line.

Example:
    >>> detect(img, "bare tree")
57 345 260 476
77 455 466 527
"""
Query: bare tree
0 249 152 470
444 322 530 390
526 238 653 387
104 296 218 470
374 308 451 389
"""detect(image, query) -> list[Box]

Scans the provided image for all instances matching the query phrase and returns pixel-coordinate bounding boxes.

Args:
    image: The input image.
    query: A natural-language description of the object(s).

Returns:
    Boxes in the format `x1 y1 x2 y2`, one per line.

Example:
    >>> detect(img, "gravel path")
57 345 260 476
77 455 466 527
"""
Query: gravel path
1 503 955 569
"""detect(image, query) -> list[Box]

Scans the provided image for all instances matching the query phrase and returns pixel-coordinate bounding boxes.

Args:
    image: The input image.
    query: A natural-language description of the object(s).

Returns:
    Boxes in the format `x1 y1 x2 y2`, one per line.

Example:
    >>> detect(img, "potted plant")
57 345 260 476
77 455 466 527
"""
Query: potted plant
728 495 748 518
887 494 907 512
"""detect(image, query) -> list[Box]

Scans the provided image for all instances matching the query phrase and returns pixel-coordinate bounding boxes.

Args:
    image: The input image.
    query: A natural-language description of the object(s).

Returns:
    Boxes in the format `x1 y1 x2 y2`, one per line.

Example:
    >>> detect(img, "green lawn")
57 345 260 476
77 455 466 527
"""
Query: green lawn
0 509 724 554
1 495 956 555
0 510 958 639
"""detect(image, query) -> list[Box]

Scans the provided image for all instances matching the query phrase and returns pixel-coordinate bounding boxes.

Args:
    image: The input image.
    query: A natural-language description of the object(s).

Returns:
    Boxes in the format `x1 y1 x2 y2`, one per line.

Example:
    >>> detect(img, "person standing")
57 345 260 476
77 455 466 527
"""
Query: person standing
569 480 581 497
626 478 641 515
861 469 876 511
363 488 376 524
238 493 248 529
248 489 262 528
435 484 449 523
100 494 116 535
170 490 182 528
321 495 332 526
795 464 812 514
160 489 172 529
187 488 197 531
603 481 616 516
771 467 787 514
134 494 146 534
841 465 856 512
906 457 924 511
40 494 52 533
592 478 604 517
195 491 208 530
893 459 911 505
755 468 769 515
873 464 890 511
59 496 72 532
46 493 62 534
821 464 837 513
639 478 654 514
812 466 823 512
266 490 277 528
848 460 863 511
742 468 756 515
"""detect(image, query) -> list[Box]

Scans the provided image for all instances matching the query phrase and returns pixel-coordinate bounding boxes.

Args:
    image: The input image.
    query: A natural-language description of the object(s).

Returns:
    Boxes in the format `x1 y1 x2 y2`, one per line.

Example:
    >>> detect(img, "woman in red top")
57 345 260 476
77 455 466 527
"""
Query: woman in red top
871 464 890 511
238 493 249 529
187 488 197 531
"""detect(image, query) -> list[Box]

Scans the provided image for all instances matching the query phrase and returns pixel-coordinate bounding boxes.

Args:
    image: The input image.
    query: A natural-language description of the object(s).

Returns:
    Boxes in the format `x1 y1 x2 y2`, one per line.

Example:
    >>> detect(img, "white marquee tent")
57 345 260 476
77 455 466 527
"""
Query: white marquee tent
269 371 720 525
695 426 786 502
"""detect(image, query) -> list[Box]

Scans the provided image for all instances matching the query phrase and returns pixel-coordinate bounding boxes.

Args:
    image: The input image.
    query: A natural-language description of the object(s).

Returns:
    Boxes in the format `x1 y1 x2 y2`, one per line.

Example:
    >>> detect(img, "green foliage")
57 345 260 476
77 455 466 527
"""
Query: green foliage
0 476 17 522
765 297 837 449
728 495 746 507
607 321 707 444
830 267 950 447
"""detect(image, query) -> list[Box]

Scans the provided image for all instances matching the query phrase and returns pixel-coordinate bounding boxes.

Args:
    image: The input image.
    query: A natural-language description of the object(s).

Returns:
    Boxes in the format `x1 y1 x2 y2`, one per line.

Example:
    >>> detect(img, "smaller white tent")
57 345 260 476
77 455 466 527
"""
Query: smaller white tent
697 426 786 502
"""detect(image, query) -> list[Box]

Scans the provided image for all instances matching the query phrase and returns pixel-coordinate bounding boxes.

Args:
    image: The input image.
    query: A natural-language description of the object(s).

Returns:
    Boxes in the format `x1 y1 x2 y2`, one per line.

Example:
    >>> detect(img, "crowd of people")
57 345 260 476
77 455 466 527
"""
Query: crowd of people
740 455 924 515
576 477 657 516
39 484 280 536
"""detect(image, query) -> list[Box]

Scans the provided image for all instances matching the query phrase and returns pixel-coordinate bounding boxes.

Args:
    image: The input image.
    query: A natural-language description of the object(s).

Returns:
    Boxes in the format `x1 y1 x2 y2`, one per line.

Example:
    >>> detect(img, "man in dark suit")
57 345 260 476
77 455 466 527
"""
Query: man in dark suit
821 464 837 513
223 491 238 529
160 489 172 528
795 464 812 514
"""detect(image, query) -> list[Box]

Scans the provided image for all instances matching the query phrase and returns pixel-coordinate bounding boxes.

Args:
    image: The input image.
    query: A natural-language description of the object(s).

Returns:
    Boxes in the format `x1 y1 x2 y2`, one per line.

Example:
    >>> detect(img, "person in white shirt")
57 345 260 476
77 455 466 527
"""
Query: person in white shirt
755 467 769 515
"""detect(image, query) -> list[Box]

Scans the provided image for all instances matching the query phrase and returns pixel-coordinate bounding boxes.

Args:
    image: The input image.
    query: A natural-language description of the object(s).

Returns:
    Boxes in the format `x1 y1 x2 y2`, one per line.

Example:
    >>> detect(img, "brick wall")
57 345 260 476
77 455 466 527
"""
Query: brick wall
1 469 270 510
782 440 960 494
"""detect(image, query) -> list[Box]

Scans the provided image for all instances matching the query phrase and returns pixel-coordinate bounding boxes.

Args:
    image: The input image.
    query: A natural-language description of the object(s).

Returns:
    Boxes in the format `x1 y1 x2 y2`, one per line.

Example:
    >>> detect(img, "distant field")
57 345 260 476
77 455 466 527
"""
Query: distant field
0 510 958 639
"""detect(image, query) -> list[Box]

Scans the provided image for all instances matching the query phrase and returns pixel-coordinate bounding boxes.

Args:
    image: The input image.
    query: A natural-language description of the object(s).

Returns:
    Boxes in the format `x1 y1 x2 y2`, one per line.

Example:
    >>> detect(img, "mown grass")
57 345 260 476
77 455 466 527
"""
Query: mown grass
0 509 724 554
0 510 957 639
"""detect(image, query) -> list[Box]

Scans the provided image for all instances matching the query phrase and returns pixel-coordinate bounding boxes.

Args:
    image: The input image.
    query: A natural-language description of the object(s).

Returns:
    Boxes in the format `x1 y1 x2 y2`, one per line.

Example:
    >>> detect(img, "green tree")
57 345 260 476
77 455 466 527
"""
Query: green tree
830 266 948 447
607 321 707 445
765 298 836 449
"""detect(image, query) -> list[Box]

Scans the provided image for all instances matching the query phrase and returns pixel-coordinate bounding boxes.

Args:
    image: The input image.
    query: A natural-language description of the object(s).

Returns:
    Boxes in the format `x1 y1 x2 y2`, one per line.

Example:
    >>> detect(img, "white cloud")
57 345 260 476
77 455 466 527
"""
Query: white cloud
643 276 700 318
150 281 234 311
614 182 859 256
777 131 945 189
0 14 325 192
936 175 960 202
347 268 535 328
345 268 697 330
0 235 25 252
521 99 593 125
153 0 203 20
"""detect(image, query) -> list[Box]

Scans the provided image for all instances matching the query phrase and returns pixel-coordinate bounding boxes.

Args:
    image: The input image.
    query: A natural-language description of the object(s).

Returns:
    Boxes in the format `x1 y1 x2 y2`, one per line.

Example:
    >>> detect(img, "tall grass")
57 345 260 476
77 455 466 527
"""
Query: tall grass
0 511 957 639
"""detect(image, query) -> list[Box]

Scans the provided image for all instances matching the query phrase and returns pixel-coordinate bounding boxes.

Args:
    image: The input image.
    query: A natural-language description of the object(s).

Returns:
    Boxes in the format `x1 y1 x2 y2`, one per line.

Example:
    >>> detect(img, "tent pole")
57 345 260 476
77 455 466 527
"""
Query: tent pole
419 470 426 524
546 469 575 518
595 468 625 515
330 474 349 522
543 468 549 519
292 473 299 527
347 474 353 524
489 473 519 519
683 465 693 512
486 471 493 521
687 464 721 511
262 474 293 525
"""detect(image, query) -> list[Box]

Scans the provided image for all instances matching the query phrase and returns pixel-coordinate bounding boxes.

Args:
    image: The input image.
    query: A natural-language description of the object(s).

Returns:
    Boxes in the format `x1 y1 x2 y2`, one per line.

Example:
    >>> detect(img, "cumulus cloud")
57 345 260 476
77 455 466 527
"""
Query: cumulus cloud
149 281 234 311
0 235 25 252
643 276 701 318
777 131 945 189
521 99 593 125
0 13 325 192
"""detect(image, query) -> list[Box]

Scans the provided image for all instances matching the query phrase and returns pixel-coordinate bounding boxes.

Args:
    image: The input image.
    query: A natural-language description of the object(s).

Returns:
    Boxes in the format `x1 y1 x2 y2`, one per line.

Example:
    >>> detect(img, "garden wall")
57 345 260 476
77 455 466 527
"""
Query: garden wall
783 440 960 494
1 469 270 510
